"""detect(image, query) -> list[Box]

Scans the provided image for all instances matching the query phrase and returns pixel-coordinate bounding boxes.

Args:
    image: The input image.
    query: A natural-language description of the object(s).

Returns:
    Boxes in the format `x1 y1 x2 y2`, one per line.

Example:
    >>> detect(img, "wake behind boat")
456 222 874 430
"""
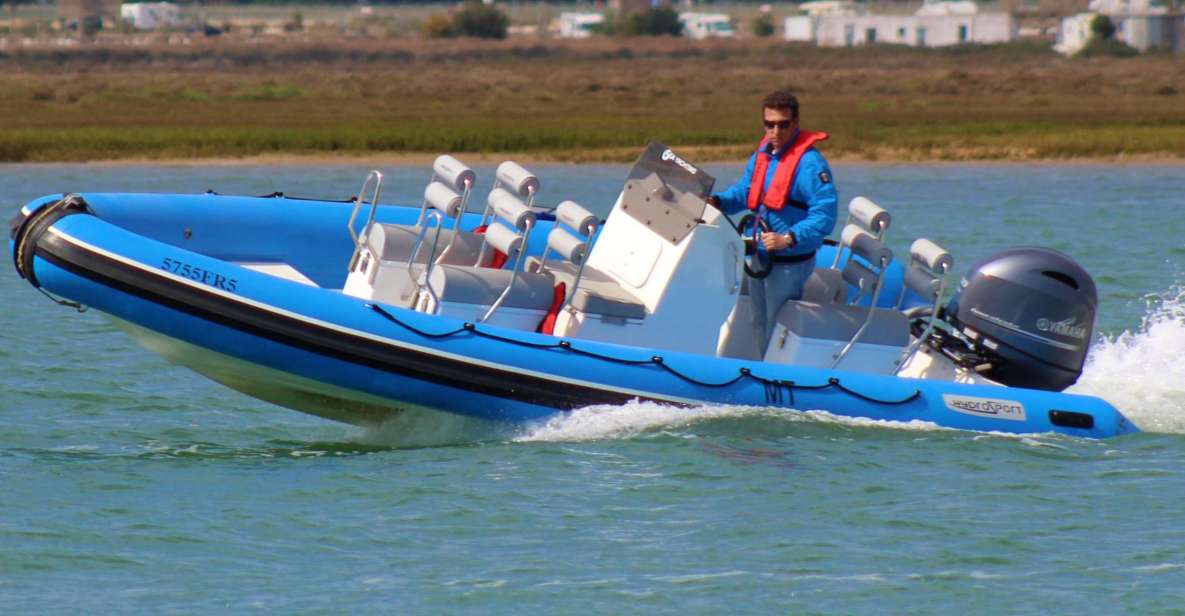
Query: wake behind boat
8 144 1138 438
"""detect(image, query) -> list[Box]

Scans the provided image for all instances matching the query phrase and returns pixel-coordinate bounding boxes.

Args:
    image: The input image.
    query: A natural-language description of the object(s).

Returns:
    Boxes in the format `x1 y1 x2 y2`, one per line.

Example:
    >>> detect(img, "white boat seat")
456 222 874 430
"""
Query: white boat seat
527 259 646 320
367 223 486 266
775 301 909 348
426 265 556 311
802 267 845 304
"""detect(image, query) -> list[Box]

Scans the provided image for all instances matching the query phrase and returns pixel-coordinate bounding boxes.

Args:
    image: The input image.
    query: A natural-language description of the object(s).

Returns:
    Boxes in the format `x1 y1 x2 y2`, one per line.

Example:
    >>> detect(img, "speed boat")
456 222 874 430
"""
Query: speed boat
7 143 1138 437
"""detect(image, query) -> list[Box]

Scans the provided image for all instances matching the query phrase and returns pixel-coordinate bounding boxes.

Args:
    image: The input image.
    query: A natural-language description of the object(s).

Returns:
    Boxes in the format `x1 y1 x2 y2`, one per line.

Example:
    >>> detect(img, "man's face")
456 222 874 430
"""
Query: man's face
762 107 797 150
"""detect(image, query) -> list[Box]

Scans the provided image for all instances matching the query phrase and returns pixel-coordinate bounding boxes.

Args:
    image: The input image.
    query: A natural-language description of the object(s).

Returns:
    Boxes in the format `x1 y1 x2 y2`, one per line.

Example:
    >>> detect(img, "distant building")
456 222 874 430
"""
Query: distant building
120 2 182 31
1055 0 1184 53
558 12 605 39
785 0 1014 47
679 12 736 39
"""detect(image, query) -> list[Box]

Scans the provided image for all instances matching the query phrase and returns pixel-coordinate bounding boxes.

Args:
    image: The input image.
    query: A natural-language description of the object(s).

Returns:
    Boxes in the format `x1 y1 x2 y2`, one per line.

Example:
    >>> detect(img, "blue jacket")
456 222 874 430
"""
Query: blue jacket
713 138 838 257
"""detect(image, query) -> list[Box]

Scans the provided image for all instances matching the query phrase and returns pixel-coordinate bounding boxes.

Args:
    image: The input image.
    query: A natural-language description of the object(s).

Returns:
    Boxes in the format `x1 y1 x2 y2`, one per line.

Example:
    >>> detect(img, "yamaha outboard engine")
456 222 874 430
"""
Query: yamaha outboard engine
945 247 1096 391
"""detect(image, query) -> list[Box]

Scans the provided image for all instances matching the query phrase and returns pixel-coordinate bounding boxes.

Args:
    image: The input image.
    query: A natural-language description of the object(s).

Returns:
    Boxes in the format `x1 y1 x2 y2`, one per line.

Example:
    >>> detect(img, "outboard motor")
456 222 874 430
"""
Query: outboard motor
944 247 1096 391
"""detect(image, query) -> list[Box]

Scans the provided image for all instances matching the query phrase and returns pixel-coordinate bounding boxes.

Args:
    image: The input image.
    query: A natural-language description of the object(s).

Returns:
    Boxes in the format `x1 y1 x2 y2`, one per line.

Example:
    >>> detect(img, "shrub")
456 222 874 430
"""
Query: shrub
1078 36 1139 58
453 1 509 40
751 14 775 37
1090 14 1116 40
421 13 457 38
601 7 682 37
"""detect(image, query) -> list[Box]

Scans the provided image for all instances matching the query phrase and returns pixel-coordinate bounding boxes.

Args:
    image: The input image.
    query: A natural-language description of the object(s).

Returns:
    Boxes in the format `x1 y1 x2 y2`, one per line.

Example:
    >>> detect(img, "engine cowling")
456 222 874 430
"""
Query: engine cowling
945 247 1097 391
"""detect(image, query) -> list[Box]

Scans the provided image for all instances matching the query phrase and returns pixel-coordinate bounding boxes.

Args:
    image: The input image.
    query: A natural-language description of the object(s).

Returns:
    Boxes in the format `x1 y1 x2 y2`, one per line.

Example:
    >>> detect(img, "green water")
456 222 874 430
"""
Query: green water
3 163 1185 613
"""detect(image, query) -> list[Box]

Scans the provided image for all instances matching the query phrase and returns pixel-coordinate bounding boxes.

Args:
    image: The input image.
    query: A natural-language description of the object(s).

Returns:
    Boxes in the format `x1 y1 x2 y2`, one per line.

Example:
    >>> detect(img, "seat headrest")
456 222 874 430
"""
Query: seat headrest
546 227 587 266
488 187 536 231
433 155 476 194
483 221 523 259
909 238 952 274
496 161 539 199
904 266 942 300
841 224 892 266
848 197 891 235
424 181 463 219
555 200 597 236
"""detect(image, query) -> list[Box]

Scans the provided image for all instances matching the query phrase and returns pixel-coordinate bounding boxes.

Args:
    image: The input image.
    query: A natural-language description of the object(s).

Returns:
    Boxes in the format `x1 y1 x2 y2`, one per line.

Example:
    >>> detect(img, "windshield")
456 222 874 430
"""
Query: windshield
618 141 715 245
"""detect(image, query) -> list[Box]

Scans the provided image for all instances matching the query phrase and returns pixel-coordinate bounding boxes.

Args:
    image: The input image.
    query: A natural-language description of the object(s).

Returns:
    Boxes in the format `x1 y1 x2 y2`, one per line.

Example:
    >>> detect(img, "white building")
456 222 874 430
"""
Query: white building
785 0 1014 47
679 13 736 39
119 2 181 30
1055 0 1184 54
558 12 604 39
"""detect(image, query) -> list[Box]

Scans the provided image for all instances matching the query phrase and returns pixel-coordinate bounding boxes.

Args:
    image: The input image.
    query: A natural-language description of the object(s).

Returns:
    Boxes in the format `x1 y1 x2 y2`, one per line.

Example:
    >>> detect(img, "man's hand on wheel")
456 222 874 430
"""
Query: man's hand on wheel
761 232 793 252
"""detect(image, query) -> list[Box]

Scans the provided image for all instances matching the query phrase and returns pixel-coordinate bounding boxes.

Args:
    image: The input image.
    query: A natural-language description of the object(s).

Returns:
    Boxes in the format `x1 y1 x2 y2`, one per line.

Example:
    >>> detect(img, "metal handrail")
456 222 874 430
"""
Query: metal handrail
894 262 950 373
408 210 446 309
436 179 473 263
346 170 384 269
832 255 890 369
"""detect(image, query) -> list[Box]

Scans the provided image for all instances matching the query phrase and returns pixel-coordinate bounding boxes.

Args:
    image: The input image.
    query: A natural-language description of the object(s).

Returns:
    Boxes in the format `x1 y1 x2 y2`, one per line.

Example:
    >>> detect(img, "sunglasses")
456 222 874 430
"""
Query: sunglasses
763 120 793 130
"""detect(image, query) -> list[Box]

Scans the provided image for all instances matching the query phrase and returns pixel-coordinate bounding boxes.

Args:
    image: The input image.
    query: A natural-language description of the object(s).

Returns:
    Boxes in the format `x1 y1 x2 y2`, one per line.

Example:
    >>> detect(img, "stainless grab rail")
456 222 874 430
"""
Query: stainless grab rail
346 170 385 270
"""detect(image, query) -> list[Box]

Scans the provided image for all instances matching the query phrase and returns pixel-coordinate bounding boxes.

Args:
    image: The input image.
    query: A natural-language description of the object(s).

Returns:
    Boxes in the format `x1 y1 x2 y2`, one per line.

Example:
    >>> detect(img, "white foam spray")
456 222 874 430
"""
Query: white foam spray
512 400 941 443
1071 285 1185 434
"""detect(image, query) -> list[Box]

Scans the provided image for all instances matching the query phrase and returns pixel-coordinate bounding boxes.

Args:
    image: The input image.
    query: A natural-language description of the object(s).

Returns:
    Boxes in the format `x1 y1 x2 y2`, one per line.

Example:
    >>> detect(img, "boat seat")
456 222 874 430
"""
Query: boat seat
765 225 902 372
426 265 556 312
417 175 549 327
367 223 486 266
772 301 909 348
526 199 647 322
528 259 646 320
802 196 891 305
764 300 909 373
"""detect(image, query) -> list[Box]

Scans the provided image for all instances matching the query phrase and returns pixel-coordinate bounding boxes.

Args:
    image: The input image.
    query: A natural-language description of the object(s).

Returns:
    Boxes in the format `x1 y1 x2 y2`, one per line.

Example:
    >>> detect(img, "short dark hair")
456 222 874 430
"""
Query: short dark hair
762 90 799 120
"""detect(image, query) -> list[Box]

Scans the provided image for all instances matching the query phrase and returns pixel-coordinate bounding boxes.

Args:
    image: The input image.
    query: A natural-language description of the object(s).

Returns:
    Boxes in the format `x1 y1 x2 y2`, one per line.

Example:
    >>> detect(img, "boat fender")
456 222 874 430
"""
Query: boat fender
433 155 476 194
424 181 463 219
555 200 597 237
848 197 891 236
496 161 539 198
488 188 536 231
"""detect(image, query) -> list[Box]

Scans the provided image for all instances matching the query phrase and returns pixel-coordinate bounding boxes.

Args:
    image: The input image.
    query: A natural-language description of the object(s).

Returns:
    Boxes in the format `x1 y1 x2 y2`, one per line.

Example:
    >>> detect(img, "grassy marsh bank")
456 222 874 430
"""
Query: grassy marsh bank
1 38 1183 163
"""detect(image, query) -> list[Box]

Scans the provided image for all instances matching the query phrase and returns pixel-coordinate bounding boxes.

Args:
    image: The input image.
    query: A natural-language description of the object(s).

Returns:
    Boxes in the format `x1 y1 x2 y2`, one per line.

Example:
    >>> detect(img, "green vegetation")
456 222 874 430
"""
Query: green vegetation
1078 15 1139 58
599 7 683 37
0 39 1181 162
751 14 775 38
422 2 509 39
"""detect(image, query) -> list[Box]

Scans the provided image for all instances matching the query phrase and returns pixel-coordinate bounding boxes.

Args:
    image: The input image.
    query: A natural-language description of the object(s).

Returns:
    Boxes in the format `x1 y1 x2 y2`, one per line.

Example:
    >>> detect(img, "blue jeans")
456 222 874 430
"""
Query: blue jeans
750 259 814 354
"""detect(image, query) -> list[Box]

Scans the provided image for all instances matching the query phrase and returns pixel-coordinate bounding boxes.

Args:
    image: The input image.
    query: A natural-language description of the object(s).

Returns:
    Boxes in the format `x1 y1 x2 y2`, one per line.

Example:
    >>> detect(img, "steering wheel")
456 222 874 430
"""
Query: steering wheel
735 213 774 280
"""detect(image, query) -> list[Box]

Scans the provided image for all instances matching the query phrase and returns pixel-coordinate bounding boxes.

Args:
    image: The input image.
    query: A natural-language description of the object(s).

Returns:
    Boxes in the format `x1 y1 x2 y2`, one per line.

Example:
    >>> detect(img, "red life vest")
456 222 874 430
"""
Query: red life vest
747 130 829 211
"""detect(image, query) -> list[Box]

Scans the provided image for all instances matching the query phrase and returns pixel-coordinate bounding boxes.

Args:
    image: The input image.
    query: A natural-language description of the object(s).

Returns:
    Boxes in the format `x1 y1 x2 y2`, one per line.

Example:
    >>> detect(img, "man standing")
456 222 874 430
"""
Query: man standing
708 89 838 351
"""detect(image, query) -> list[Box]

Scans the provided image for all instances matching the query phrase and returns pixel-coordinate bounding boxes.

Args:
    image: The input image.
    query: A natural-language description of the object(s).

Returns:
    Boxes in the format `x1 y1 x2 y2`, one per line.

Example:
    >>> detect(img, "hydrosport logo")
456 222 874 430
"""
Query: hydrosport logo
942 394 1027 421
661 149 698 175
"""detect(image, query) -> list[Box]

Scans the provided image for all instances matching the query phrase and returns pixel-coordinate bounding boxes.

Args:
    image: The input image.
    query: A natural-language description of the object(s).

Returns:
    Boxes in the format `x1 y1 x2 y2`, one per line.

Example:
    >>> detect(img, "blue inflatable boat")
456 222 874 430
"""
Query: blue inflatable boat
8 144 1139 438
